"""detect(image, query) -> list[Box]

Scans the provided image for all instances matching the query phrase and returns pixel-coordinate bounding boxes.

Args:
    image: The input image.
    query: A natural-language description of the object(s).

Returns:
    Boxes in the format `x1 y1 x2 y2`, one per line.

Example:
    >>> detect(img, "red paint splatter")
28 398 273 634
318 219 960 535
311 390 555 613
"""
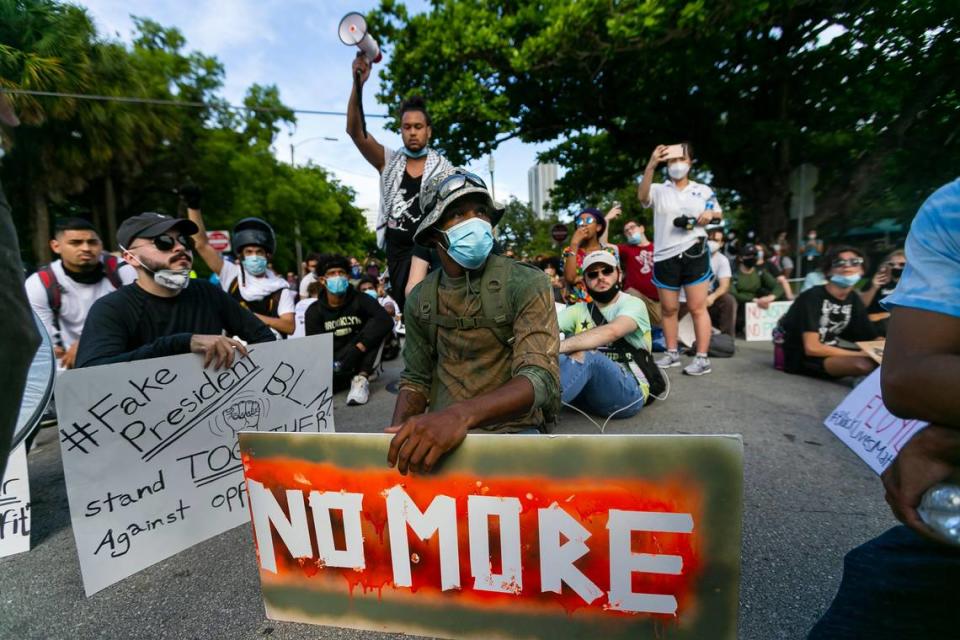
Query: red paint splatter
245 458 704 619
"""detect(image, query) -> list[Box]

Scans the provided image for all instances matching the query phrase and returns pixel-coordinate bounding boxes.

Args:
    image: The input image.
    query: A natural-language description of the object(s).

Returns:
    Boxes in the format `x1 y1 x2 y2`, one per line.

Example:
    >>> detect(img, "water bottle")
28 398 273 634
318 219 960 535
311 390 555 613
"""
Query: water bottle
920 484 960 544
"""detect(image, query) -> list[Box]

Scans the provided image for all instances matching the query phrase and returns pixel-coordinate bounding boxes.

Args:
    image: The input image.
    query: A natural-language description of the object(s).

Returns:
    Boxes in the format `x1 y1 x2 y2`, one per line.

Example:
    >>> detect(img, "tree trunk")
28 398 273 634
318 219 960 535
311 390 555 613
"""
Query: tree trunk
104 174 118 250
30 187 50 265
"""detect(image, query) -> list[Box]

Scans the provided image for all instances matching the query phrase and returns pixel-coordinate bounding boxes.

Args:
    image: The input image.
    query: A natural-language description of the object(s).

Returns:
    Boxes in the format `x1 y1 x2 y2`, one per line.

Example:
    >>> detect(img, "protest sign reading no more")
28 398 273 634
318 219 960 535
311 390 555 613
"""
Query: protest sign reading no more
55 334 335 595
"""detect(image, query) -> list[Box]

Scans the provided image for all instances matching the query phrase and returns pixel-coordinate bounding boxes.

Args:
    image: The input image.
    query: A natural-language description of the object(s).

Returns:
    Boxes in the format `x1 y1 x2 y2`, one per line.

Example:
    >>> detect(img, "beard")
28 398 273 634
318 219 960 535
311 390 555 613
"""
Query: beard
137 252 191 273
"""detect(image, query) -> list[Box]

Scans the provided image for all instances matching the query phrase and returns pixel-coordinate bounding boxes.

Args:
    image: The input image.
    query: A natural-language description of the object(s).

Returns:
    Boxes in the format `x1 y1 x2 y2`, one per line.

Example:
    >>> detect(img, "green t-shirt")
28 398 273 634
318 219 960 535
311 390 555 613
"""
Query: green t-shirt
557 292 652 351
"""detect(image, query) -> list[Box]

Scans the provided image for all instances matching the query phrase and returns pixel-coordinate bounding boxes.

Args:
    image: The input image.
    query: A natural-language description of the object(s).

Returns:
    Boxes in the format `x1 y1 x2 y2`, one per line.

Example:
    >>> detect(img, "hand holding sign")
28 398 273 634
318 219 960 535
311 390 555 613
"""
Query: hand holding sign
189 335 248 369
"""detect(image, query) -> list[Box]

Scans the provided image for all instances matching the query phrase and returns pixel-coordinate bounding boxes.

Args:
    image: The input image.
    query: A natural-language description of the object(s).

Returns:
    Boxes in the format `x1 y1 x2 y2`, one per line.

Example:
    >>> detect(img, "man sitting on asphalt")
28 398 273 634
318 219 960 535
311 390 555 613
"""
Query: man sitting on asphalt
557 251 653 420
386 168 560 475
304 255 393 406
25 217 137 369
184 185 296 338
77 213 276 368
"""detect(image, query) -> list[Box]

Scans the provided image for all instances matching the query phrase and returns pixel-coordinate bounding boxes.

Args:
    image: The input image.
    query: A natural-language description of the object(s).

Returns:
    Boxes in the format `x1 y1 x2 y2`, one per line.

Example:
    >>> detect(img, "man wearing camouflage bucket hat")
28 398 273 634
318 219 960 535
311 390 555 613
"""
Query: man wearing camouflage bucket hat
385 168 560 475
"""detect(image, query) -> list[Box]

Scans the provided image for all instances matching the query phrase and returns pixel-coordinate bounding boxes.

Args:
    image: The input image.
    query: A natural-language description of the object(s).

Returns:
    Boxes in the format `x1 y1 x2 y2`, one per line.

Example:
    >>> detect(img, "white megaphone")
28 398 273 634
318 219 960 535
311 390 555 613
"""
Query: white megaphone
338 12 382 63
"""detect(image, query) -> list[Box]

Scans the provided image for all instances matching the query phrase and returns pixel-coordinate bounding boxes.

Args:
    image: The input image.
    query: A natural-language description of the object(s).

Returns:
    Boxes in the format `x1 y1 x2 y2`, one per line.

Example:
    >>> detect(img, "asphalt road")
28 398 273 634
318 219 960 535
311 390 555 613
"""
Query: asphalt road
0 341 895 639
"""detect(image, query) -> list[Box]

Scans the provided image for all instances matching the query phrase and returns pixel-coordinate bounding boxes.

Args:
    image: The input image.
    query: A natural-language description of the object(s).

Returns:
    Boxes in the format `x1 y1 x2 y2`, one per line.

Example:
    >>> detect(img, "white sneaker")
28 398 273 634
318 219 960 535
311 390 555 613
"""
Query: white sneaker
346 375 369 406
656 351 682 368
683 356 712 376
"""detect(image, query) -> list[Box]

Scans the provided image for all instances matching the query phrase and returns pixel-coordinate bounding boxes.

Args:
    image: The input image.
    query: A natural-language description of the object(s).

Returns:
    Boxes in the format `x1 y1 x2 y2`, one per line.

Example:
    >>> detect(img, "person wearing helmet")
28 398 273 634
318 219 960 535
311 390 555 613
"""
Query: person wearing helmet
183 185 296 337
385 168 560 475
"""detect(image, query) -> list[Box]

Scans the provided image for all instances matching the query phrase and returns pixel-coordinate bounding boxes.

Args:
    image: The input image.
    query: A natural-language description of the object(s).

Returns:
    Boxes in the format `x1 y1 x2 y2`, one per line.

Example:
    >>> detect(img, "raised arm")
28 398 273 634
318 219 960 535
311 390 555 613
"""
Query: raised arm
180 185 224 275
637 145 668 207
347 53 386 172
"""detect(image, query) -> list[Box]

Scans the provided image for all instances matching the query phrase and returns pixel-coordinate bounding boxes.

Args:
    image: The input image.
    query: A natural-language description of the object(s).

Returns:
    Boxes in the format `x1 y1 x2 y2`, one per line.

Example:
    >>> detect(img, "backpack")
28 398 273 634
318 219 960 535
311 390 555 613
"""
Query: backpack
587 302 667 405
415 254 558 421
37 255 123 348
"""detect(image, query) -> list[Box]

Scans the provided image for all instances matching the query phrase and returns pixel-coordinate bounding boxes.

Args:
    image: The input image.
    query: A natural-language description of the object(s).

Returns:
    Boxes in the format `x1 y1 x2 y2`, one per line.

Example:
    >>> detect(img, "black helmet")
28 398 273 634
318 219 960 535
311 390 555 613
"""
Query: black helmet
231 217 276 255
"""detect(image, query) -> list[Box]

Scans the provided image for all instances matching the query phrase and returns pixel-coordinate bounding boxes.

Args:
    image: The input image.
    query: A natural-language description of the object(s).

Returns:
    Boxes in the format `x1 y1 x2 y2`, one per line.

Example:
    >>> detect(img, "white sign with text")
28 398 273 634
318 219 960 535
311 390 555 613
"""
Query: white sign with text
823 368 927 475
0 444 31 558
744 301 792 342
55 335 334 595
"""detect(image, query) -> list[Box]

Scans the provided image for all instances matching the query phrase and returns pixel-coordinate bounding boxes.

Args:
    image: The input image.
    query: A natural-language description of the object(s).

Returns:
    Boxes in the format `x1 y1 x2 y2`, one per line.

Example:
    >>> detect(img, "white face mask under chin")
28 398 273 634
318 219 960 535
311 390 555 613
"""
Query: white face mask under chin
126 248 190 291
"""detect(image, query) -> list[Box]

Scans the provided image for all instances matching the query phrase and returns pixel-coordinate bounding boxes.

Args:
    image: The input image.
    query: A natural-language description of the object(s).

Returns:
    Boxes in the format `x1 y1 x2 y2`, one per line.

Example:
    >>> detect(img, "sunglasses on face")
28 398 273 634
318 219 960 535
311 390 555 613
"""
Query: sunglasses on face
575 216 596 227
423 172 487 215
832 257 864 268
585 265 615 280
140 234 191 252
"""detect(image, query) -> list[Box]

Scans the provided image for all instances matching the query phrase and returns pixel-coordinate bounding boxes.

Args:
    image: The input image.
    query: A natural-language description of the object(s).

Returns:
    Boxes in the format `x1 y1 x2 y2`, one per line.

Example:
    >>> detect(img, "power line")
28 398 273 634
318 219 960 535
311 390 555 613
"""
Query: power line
0 88 389 118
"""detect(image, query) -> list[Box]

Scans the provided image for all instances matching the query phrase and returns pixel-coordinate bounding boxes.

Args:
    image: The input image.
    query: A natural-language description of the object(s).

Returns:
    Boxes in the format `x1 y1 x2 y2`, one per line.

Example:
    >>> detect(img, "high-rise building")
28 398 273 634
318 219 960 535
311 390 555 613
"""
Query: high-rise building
528 163 558 219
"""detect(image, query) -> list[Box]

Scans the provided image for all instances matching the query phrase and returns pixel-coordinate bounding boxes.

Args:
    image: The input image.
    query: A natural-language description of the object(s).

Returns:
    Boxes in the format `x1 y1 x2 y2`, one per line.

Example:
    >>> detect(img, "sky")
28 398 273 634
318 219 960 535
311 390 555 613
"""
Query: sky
77 0 554 225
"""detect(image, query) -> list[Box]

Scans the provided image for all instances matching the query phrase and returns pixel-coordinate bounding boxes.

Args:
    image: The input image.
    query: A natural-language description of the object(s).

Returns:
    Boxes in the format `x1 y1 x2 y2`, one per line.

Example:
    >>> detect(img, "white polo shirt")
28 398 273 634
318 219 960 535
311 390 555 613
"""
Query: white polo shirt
643 179 721 261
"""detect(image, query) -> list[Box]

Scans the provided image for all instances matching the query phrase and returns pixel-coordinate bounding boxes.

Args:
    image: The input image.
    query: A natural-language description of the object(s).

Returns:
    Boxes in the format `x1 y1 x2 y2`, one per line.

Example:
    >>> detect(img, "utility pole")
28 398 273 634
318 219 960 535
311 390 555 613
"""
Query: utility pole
488 155 496 201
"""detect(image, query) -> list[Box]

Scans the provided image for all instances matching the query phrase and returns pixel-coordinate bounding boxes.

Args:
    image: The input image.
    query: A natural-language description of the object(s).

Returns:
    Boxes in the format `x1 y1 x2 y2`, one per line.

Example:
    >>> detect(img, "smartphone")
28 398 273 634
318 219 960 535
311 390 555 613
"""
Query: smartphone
665 144 686 160
612 200 621 209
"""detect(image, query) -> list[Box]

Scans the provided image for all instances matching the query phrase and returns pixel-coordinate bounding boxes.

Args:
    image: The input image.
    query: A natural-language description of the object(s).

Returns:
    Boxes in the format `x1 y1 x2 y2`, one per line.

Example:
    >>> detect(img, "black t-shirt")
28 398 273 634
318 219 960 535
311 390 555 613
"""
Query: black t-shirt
76 280 276 368
866 282 898 314
778 285 876 352
304 286 394 357
385 170 424 263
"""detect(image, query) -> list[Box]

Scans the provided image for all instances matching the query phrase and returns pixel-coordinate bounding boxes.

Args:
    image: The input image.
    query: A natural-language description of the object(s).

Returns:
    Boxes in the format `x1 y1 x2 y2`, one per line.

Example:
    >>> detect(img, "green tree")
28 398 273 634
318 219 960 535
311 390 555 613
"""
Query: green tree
370 0 958 239
496 197 562 258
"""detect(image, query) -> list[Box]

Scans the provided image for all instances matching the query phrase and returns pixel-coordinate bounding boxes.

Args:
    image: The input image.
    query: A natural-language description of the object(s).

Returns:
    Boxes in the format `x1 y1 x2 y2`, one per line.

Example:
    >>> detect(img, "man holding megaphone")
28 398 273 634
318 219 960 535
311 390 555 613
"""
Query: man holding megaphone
347 52 451 311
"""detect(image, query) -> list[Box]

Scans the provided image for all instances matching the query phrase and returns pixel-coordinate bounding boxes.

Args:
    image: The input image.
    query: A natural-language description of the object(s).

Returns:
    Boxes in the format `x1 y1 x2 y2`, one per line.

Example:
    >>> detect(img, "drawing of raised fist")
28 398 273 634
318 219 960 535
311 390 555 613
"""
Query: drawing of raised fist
222 400 262 432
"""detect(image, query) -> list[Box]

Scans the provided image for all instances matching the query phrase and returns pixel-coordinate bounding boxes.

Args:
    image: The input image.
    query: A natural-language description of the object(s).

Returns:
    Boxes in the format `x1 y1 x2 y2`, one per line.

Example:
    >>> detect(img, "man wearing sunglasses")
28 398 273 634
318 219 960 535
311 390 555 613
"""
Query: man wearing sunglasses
775 245 877 379
76 213 276 369
385 168 560 475
557 251 653 419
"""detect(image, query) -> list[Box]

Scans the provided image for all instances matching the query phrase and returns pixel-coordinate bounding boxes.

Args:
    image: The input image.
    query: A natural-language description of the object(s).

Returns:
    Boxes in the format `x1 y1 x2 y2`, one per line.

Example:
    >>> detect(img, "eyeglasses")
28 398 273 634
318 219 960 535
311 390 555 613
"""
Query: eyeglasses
575 215 596 227
584 265 615 279
423 172 487 215
137 234 191 252
832 257 864 268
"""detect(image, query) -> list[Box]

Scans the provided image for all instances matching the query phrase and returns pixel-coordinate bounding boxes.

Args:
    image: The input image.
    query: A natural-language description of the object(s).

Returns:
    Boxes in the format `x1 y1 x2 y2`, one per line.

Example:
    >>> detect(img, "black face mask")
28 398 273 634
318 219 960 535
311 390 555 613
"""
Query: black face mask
741 258 757 268
589 283 620 304
62 261 105 284
890 267 904 280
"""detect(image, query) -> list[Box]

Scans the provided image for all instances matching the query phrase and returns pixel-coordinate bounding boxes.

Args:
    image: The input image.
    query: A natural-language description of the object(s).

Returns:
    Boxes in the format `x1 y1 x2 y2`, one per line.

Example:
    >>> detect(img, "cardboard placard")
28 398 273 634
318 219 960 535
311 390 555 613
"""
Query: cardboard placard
856 340 885 365
55 335 335 595
0 444 31 558
240 432 744 640
744 301 792 342
823 368 926 475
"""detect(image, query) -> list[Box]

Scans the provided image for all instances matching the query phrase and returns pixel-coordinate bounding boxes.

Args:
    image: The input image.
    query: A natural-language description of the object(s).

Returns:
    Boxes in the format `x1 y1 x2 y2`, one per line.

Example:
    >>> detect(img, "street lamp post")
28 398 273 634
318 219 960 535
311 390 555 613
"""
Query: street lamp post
288 136 338 274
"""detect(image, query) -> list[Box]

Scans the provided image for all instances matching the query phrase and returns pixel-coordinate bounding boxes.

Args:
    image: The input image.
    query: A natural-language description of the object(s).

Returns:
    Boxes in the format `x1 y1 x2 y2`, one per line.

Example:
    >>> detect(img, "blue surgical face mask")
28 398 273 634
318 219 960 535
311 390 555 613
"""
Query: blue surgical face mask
326 275 349 296
443 217 494 270
242 255 268 276
402 146 428 159
627 231 646 245
363 289 378 299
830 273 861 288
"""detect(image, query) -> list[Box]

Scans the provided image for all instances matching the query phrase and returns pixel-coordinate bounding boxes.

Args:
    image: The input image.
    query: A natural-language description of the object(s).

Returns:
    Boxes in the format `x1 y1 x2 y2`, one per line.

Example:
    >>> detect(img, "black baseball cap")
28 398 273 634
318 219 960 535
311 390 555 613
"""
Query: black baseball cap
117 212 198 249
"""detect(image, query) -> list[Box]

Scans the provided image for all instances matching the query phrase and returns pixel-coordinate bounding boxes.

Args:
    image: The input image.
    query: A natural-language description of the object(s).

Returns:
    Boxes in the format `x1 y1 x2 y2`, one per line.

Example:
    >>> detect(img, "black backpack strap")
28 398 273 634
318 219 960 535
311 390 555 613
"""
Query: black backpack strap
37 265 63 341
102 253 123 289
586 302 665 404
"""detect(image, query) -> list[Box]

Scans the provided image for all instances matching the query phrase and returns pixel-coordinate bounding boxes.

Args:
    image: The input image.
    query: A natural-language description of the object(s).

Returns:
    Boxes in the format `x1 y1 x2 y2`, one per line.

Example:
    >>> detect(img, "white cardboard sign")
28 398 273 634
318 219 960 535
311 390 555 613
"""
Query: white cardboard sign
55 334 335 595
822 368 927 475
744 301 792 342
0 444 31 558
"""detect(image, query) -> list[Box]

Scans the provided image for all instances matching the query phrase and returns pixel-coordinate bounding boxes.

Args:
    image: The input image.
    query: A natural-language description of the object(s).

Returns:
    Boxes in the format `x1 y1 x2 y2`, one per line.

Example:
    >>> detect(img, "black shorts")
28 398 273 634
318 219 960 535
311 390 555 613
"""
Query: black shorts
783 347 829 378
653 240 712 291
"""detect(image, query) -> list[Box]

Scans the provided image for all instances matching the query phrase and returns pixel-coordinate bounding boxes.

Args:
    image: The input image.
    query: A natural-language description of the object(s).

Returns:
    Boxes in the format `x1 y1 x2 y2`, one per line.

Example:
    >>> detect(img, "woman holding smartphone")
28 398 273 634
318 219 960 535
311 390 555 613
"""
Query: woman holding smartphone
638 143 722 376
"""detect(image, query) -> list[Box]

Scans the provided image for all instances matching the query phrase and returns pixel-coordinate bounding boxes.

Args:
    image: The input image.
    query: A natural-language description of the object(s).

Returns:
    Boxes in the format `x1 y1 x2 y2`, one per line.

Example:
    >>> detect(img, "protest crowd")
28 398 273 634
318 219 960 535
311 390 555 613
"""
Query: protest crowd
1 35 958 639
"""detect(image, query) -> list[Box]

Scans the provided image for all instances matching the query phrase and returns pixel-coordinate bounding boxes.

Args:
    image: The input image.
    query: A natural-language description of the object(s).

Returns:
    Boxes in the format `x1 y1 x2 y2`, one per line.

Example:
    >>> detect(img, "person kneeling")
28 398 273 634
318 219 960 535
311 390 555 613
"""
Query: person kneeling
775 246 877 379
558 251 656 420
305 255 393 405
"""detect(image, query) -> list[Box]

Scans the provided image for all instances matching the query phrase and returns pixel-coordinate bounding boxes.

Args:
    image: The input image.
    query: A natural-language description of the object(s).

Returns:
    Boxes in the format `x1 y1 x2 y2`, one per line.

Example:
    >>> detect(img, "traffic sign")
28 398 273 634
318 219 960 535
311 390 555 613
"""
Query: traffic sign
550 222 569 243
207 230 231 253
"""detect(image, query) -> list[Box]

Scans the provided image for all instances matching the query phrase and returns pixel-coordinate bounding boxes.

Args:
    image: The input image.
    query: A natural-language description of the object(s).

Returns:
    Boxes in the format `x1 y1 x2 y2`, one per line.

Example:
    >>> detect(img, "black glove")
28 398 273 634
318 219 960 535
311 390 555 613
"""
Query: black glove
178 183 202 210
333 344 364 375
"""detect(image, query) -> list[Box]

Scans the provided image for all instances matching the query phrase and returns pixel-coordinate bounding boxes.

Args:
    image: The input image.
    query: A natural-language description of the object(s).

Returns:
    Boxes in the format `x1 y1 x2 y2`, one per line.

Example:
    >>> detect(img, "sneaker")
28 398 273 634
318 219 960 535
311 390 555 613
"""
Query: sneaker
683 356 712 376
346 375 370 406
656 351 682 368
